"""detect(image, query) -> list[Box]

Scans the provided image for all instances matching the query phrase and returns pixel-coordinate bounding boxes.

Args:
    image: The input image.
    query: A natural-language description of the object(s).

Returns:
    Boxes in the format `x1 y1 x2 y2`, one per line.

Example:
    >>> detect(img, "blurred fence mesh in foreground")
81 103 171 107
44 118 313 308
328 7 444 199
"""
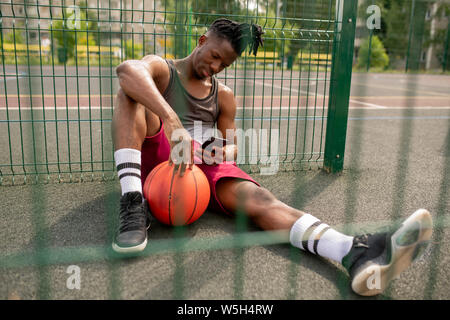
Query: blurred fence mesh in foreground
0 0 449 300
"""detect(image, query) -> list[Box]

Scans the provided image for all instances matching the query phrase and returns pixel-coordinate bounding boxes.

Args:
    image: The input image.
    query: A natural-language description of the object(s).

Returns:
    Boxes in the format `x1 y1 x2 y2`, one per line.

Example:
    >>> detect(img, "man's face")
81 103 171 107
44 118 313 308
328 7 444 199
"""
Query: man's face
193 33 239 79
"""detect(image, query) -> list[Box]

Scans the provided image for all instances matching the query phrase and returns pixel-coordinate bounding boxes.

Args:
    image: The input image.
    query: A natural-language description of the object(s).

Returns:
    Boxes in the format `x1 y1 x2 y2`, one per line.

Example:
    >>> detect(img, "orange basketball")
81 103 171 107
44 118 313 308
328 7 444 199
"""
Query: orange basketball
143 161 210 226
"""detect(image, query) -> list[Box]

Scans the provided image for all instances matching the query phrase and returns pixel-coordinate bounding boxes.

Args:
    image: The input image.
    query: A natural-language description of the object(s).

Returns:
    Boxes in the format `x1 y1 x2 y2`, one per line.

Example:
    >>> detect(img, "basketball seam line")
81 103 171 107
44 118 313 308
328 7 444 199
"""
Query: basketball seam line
186 170 199 224
168 166 177 226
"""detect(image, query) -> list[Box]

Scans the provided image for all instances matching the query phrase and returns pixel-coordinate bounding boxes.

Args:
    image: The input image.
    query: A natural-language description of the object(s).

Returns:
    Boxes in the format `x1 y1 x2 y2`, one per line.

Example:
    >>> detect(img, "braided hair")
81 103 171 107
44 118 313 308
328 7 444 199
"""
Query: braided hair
207 18 264 56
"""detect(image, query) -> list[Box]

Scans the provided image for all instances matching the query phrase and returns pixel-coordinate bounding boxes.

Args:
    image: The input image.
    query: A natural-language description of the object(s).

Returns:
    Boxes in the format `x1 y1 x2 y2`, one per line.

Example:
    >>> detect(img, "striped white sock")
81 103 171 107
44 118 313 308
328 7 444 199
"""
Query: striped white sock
114 148 142 195
289 214 354 263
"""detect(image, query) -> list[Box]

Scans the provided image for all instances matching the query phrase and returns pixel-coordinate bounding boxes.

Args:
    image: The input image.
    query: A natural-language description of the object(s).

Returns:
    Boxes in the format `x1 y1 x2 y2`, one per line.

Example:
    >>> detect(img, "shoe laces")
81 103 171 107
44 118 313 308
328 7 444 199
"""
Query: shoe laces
354 234 370 249
118 193 147 233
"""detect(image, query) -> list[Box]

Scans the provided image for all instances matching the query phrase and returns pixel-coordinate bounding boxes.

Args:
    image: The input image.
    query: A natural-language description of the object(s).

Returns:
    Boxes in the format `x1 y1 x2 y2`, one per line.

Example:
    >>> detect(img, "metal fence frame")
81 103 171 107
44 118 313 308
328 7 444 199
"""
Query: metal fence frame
0 0 357 184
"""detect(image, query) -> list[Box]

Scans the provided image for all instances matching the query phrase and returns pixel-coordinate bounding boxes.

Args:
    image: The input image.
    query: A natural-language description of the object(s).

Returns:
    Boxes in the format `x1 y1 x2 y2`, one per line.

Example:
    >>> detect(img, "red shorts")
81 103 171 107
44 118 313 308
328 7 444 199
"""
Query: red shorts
141 122 259 215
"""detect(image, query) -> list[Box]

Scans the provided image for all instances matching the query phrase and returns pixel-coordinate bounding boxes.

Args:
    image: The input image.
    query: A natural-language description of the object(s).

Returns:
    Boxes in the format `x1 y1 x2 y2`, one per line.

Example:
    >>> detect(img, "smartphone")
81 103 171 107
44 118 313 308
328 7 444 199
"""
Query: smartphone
201 136 227 150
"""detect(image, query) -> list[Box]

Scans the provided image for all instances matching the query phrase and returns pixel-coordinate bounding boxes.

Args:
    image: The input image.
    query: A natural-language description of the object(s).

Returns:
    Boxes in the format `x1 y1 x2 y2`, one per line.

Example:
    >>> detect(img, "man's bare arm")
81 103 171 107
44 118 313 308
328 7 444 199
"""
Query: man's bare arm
116 55 178 123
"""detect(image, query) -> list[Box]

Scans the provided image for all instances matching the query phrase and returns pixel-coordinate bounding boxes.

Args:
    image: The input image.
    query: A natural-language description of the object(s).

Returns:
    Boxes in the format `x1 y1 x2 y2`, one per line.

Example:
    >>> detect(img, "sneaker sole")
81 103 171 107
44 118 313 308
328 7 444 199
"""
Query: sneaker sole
351 209 433 296
111 222 151 254
112 236 148 254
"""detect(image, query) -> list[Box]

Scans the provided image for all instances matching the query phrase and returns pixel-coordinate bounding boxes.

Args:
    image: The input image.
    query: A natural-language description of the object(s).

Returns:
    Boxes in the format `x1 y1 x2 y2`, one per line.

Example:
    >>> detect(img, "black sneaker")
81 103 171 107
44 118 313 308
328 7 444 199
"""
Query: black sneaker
342 209 433 296
112 192 151 253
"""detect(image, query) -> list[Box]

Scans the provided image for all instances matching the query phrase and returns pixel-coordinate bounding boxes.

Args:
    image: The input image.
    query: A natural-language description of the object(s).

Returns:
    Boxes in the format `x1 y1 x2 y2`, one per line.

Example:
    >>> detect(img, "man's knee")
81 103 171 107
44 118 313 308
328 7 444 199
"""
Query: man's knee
114 89 146 122
239 184 277 213
251 186 276 205
115 88 136 110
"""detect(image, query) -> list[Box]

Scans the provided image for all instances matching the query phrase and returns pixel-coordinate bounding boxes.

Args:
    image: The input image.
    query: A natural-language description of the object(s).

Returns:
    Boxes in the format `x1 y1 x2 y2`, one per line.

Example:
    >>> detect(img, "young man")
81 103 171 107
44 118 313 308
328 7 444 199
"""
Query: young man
111 18 433 296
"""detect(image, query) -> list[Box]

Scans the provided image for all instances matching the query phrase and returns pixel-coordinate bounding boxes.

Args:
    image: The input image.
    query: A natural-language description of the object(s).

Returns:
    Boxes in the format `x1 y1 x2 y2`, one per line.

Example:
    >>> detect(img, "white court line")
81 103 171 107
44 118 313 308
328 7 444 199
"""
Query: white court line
0 72 27 82
390 106 450 109
250 80 439 110
252 79 450 104
351 80 450 97
349 99 387 109
253 79 397 109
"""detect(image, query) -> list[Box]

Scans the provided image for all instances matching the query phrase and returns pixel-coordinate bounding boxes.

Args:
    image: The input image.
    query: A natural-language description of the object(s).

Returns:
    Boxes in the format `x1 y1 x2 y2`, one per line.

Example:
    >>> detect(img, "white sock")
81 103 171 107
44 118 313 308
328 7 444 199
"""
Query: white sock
114 148 142 195
289 214 354 263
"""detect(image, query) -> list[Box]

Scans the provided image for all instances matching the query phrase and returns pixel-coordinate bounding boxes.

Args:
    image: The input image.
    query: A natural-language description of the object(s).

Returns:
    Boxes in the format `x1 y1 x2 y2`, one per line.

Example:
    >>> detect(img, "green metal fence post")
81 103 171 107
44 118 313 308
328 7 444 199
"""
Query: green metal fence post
323 0 358 173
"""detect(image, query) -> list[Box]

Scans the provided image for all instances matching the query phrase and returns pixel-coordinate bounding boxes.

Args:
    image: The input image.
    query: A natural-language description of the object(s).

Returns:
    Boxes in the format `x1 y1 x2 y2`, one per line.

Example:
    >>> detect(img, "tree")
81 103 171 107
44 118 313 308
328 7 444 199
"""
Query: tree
51 2 98 63
356 35 389 69
191 0 245 25
4 29 26 45
364 0 430 70
278 0 334 61
125 39 144 60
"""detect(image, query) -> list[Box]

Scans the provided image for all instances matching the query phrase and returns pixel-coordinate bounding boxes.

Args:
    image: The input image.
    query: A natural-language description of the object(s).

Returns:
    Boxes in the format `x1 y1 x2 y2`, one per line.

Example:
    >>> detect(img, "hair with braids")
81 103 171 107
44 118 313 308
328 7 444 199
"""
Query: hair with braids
207 18 264 56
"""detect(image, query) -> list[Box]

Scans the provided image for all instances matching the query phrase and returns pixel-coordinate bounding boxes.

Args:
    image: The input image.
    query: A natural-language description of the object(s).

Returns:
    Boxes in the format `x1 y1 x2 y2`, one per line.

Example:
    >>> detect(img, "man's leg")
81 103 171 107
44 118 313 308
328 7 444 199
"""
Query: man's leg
215 178 353 261
215 178 433 296
111 89 160 253
112 88 160 151
215 178 303 232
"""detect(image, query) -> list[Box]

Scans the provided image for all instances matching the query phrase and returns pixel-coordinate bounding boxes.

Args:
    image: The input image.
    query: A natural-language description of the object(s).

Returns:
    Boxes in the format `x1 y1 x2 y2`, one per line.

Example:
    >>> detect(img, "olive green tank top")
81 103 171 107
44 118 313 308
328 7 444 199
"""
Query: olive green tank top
162 59 219 144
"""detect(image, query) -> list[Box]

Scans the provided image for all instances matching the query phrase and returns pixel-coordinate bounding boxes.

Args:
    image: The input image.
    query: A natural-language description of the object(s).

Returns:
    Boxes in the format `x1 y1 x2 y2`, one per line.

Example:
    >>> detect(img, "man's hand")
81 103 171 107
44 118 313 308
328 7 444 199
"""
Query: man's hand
163 117 194 177
195 144 237 165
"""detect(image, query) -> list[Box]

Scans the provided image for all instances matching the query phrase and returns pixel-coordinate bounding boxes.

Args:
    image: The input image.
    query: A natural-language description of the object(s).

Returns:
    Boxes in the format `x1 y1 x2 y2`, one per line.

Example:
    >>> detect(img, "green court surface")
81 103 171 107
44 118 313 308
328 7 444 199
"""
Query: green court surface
1 0 449 300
